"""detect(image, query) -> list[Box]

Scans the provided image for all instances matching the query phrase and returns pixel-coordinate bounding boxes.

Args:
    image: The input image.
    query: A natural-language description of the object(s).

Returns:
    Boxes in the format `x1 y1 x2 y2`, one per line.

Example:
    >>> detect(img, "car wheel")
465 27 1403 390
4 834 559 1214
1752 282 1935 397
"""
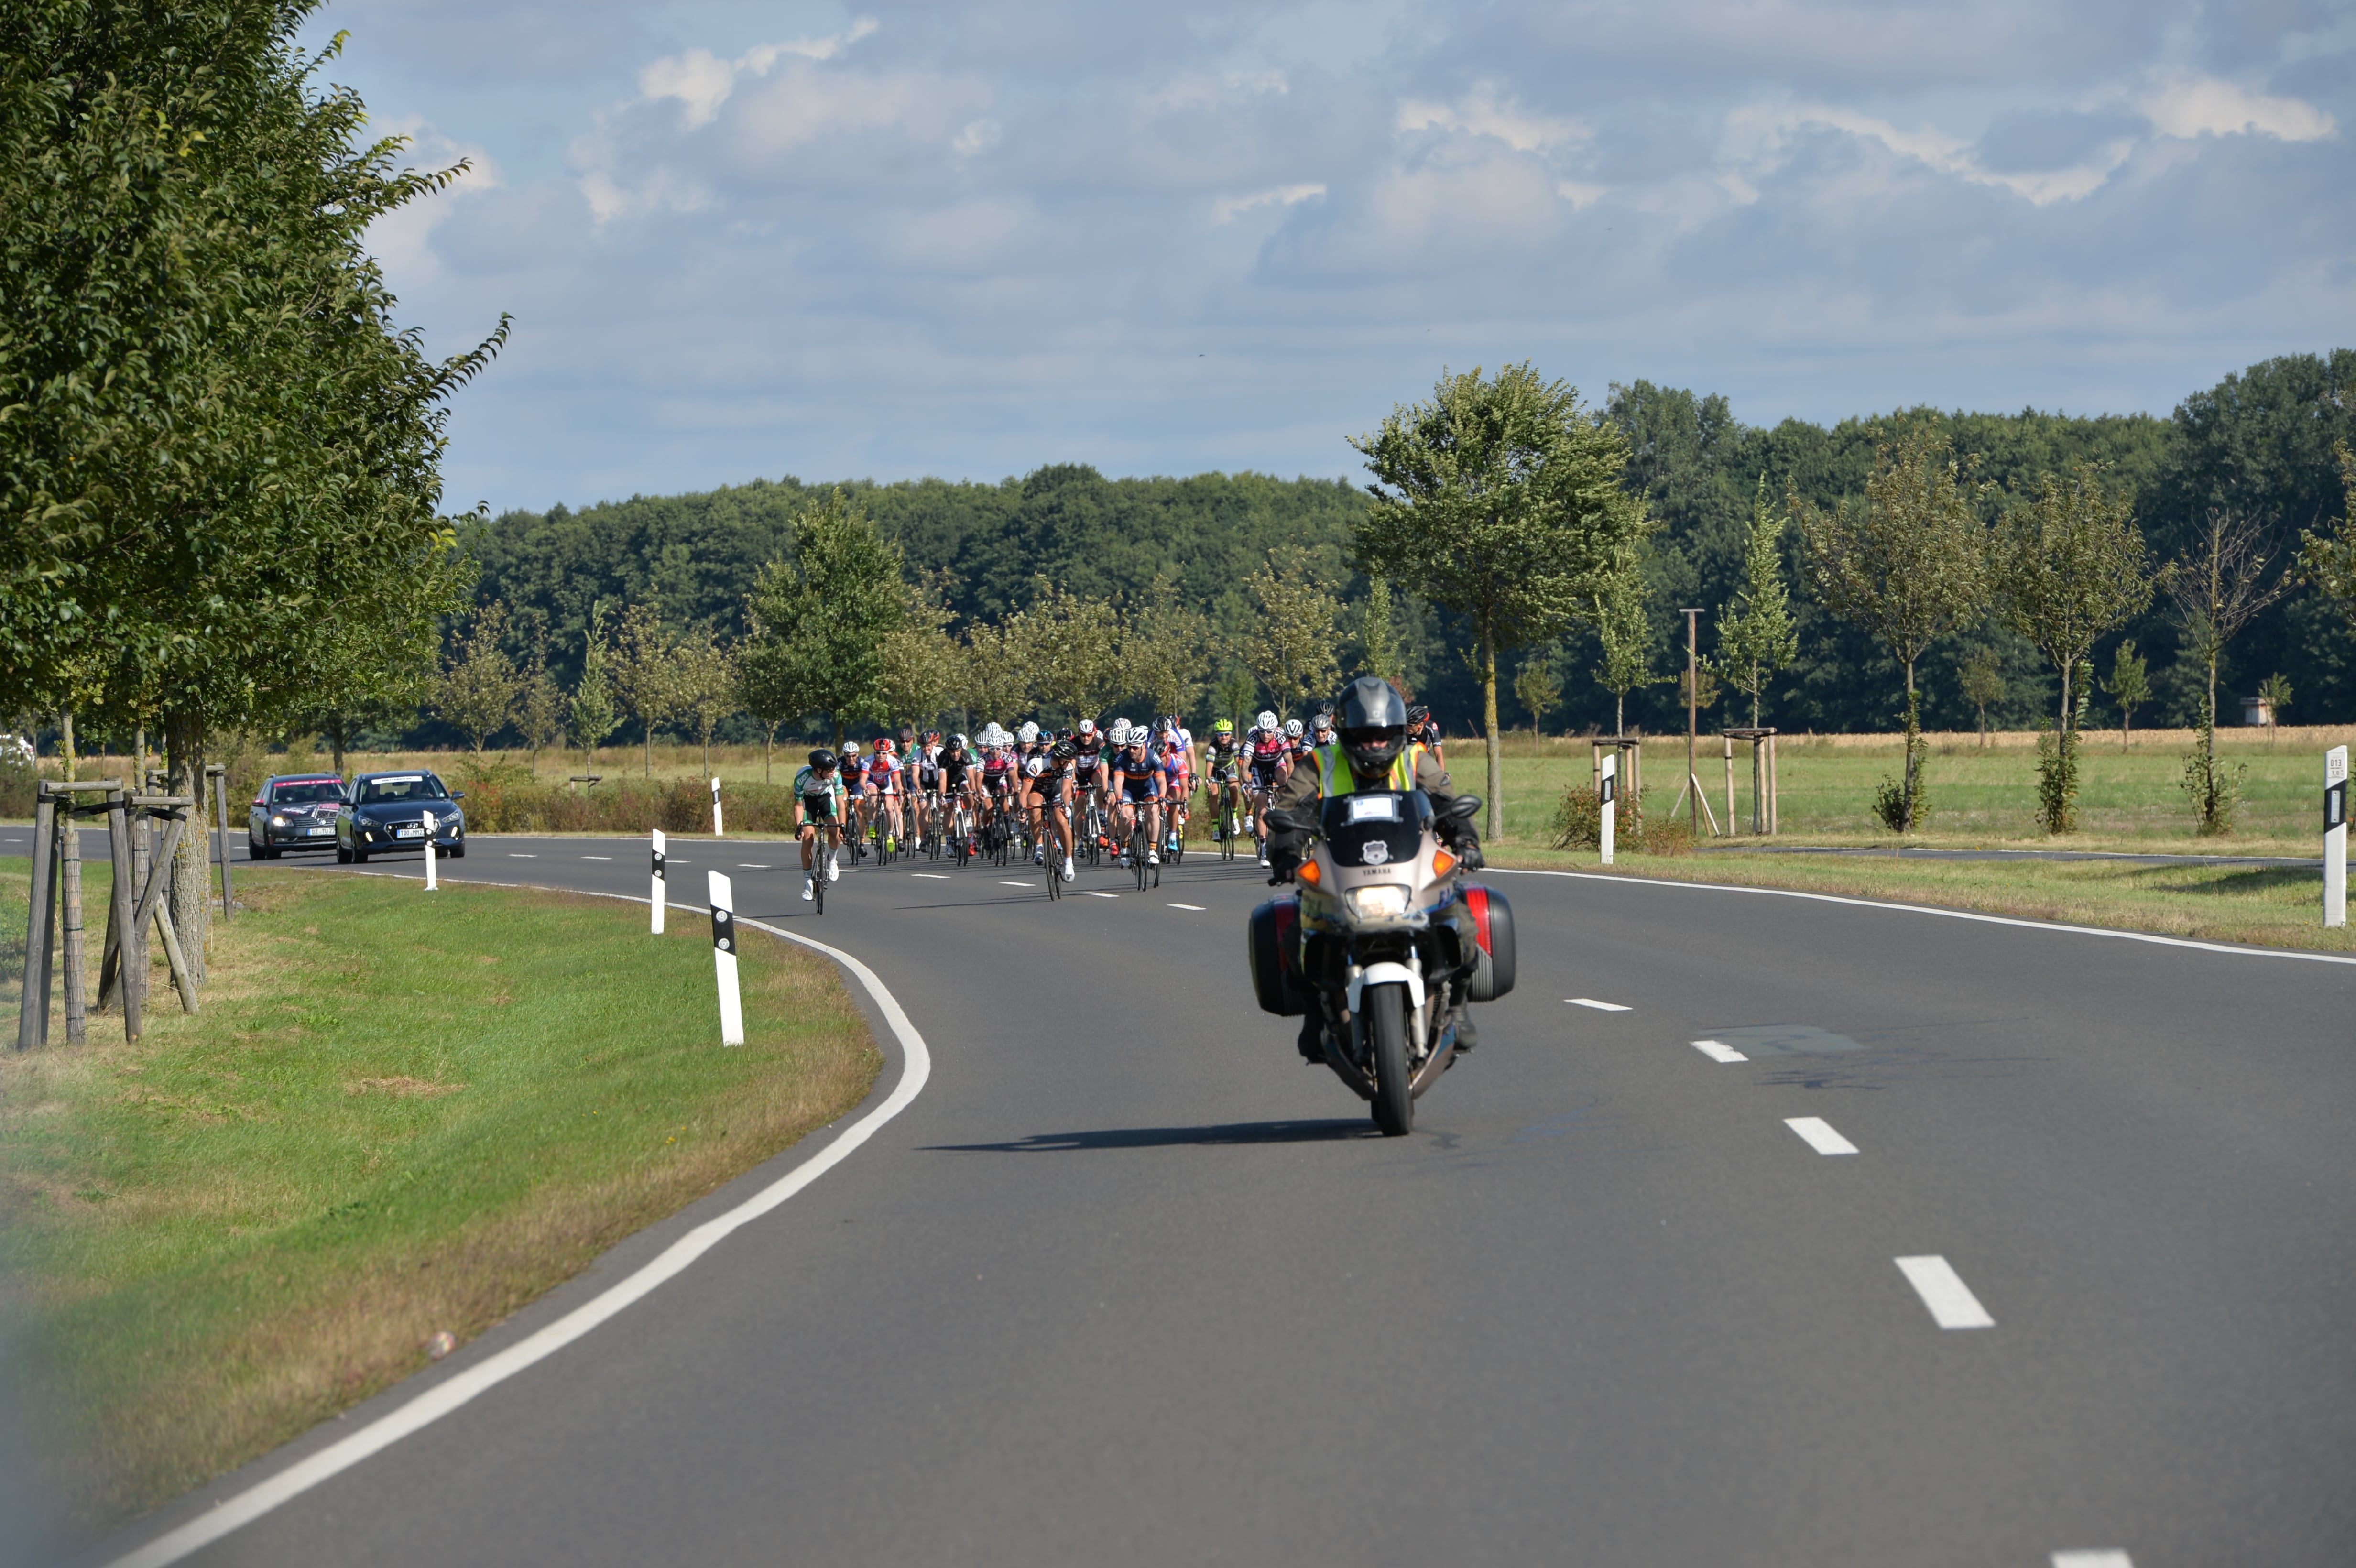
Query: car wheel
248 838 265 860
352 844 369 863
447 842 465 860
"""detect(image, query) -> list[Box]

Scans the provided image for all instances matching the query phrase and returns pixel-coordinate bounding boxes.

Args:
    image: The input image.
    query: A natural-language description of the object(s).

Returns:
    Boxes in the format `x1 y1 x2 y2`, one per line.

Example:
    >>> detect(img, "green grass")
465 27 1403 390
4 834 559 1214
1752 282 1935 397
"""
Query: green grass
0 866 878 1528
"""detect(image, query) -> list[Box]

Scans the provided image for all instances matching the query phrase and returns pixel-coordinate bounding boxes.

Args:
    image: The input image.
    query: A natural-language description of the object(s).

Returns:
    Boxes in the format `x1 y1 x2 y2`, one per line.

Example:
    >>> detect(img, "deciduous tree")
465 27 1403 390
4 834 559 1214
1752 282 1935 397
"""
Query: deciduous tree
741 491 906 748
1958 646 2006 748
2100 640 2148 749
435 602 522 752
1708 478 1800 729
2165 507 2288 834
1243 546 1342 720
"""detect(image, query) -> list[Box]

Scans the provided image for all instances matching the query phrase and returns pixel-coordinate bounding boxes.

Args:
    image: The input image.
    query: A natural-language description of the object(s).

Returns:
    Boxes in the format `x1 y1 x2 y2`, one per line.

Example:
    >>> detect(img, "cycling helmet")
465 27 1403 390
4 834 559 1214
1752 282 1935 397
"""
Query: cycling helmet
1255 710 1278 733
1108 722 1131 745
1338 676 1410 775
951 732 968 749
1051 740 1077 763
1406 704 1430 726
1078 718 1096 737
843 739 861 756
926 730 942 743
1055 728 1074 742
807 749 836 770
1212 718 1233 735
1018 720 1041 745
876 737 896 755
1283 719 1304 740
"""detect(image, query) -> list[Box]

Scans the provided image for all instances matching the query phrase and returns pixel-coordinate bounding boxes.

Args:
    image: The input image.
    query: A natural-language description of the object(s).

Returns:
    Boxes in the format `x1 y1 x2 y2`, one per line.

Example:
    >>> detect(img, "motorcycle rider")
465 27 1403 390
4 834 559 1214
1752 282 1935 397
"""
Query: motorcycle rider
1266 675 1486 1060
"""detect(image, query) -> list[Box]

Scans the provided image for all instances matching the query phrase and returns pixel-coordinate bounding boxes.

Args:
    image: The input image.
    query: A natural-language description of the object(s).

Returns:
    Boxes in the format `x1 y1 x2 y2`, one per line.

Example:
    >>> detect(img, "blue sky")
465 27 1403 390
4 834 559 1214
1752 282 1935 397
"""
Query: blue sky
305 0 2356 515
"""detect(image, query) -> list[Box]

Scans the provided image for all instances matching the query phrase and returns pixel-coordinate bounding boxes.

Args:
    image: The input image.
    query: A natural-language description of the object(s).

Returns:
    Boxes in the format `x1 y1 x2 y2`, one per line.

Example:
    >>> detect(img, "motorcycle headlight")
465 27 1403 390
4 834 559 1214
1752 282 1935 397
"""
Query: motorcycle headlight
1346 883 1410 920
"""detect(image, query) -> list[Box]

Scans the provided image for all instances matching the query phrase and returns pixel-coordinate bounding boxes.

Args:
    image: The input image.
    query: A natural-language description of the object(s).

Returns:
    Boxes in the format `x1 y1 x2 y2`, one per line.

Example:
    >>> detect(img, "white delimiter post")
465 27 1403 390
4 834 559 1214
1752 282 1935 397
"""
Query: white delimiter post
650 829 667 934
421 810 439 891
1599 752 1617 867
709 870 744 1046
710 777 723 837
2325 745 2347 928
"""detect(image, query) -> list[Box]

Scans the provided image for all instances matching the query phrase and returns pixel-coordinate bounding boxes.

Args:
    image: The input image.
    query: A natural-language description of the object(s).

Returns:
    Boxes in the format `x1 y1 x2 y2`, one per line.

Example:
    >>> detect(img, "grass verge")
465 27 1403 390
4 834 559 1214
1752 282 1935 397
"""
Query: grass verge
1492 844 2354 954
0 866 879 1529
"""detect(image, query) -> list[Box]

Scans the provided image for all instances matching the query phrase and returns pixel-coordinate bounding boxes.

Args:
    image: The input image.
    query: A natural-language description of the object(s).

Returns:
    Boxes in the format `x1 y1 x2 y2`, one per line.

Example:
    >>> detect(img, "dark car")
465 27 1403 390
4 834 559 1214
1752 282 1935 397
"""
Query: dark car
336 771 466 863
249 774 349 859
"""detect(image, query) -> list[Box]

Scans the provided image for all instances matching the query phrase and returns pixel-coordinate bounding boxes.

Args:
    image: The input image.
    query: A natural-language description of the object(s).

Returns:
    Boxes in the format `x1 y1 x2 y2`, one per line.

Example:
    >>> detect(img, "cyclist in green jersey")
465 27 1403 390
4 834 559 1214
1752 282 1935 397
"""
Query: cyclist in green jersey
793 749 848 900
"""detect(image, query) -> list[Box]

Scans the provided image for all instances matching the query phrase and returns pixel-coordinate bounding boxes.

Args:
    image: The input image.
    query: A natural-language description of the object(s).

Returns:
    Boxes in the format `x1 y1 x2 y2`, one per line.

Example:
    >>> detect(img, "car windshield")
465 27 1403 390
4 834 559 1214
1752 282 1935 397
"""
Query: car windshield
271 781 344 805
358 775 446 805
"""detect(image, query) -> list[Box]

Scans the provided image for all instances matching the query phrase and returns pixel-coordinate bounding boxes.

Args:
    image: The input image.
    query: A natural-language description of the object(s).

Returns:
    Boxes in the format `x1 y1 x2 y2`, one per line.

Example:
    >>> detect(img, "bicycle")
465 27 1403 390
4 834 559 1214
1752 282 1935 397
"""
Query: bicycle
1129 818 1160 892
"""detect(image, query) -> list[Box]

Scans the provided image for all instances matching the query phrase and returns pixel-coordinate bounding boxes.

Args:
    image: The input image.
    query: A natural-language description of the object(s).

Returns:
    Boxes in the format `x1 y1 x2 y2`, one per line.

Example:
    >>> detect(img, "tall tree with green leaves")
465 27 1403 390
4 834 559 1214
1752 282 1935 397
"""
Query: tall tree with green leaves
1214 667 1257 733
1512 656 1562 755
568 604 622 780
877 591 961 734
1990 462 2154 833
2100 640 2148 749
2294 437 2356 624
435 602 522 753
1792 422 1992 832
672 623 740 776
2165 507 2288 834
1355 576 1405 687
513 612 567 772
1127 578 1211 722
1957 646 2006 747
1353 363 1649 837
1022 580 1126 725
1589 551 1656 738
610 602 682 777
741 490 907 748
957 616 1034 732
1708 477 1800 729
1243 546 1342 720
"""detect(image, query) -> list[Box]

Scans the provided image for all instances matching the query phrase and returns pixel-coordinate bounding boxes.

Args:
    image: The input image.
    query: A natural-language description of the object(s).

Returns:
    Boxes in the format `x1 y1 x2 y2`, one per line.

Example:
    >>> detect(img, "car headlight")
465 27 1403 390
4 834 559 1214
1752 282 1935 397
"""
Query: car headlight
1345 883 1410 919
269 815 287 827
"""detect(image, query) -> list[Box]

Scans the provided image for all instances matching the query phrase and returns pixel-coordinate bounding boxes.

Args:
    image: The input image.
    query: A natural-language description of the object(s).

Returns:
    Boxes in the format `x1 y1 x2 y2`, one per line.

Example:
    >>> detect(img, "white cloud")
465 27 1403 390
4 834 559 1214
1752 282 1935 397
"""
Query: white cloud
1719 100 2136 207
637 20 881 130
2138 73 2336 142
1211 182 1326 224
1397 82 1588 154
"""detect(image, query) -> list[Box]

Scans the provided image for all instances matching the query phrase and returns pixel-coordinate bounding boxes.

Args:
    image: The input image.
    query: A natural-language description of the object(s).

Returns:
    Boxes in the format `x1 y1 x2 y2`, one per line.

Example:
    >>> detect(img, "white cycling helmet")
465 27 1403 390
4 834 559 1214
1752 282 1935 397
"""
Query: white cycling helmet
843 739 861 755
1108 722 1131 745
1256 710 1278 733
1284 719 1304 739
1018 720 1041 744
1078 718 1096 736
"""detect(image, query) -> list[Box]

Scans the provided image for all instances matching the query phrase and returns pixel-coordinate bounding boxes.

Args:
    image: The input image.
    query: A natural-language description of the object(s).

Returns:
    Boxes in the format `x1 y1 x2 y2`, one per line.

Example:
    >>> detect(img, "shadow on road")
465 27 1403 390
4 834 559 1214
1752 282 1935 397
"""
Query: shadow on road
929 1119 1372 1152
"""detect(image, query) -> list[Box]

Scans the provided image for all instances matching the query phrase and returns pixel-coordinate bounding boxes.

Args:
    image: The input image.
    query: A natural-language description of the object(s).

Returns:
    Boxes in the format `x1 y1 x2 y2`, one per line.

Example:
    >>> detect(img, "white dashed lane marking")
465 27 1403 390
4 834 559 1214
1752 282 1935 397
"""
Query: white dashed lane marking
1082 891 1119 899
736 863 772 870
1168 903 1205 911
581 855 612 860
911 872 949 880
1784 1117 1858 1155
1567 998 1631 1011
999 880 1035 889
508 853 537 859
1691 1039 1748 1063
2052 1553 2133 1568
1895 1256 1995 1329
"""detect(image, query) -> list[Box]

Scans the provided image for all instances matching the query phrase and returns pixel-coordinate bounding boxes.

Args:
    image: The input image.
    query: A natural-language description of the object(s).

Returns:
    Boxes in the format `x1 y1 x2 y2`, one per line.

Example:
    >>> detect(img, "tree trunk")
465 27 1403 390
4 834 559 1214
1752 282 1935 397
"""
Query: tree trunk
62 711 76 782
2205 649 2219 824
1482 628 1502 841
1901 659 1919 830
163 709 208 987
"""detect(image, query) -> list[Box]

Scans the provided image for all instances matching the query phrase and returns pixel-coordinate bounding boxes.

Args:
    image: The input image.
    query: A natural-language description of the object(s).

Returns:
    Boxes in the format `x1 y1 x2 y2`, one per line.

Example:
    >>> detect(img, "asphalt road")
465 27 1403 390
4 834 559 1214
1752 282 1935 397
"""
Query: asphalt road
48 828 2356 1567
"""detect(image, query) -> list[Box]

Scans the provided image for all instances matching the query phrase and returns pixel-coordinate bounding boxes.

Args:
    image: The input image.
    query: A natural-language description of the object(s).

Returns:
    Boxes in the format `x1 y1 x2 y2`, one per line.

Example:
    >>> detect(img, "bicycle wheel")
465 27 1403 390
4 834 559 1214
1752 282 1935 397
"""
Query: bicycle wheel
1132 823 1147 892
812 856 825 915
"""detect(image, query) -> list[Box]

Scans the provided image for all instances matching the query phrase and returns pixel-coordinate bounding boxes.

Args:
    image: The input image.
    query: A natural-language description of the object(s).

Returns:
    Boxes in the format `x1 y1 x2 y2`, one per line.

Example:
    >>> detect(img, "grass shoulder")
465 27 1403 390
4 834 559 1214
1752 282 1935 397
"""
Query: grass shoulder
0 867 880 1530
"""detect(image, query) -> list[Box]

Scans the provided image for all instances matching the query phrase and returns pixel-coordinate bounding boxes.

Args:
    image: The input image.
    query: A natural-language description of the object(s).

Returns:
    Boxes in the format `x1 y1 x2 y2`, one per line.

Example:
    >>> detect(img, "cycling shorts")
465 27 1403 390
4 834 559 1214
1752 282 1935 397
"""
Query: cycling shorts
799 793 837 820
1249 760 1283 790
1117 774 1162 804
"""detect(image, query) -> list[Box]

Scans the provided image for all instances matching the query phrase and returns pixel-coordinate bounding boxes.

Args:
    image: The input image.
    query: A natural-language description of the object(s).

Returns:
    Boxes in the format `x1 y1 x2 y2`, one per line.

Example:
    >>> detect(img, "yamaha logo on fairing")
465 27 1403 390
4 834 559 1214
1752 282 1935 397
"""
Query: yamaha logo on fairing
1361 840 1390 866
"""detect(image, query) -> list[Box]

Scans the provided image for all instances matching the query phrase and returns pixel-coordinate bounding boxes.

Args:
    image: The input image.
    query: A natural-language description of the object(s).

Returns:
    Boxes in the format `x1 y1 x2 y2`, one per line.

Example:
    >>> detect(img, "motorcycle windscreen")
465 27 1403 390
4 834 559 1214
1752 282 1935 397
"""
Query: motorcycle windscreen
1319 791 1427 871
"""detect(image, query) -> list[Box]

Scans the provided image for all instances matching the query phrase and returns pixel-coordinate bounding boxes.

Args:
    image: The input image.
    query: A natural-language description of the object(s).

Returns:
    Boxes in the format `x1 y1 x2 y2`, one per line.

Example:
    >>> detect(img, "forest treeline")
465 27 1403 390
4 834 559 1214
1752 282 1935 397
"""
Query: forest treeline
451 348 2356 745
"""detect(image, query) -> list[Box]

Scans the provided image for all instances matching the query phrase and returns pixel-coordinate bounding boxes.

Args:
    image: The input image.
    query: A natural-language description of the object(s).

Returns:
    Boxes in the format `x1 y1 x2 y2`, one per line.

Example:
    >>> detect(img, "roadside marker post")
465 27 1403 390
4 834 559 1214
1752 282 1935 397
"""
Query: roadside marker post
650 829 667 934
421 811 439 891
709 870 744 1045
2326 745 2347 929
1599 752 1617 866
711 777 723 837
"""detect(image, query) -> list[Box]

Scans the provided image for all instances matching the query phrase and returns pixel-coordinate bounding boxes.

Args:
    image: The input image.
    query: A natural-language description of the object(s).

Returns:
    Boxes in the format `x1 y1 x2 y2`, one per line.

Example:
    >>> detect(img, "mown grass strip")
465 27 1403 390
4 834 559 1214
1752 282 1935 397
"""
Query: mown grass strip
0 866 878 1529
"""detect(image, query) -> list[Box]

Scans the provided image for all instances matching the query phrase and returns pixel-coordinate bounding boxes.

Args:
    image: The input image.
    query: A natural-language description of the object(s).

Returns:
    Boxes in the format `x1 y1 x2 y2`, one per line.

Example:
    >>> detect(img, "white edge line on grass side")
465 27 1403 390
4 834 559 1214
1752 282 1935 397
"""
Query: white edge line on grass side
1489 868 2356 966
101 889 932 1568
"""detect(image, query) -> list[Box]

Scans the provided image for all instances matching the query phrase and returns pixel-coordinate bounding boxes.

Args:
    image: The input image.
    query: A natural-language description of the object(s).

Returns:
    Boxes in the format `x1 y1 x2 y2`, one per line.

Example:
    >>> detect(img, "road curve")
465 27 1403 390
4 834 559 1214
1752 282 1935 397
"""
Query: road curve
68 831 2356 1568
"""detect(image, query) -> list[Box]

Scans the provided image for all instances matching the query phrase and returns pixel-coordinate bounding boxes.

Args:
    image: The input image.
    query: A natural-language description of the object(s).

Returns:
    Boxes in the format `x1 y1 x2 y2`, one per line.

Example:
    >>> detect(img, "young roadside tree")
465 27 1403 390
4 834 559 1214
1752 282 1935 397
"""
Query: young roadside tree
610 602 683 777
1990 462 2154 833
1214 666 1257 734
435 602 522 752
742 490 907 748
2101 640 2149 750
1127 579 1211 723
1589 550 1657 739
735 603 791 783
1708 477 1800 729
1512 656 1563 756
878 593 961 737
2256 672 2292 746
957 615 1034 734
2294 437 2356 622
1023 580 1125 726
1353 364 1649 838
1355 577 1406 687
2165 507 2289 834
513 614 567 775
1243 546 1342 721
568 605 623 782
1957 647 2006 748
1792 422 1991 833
672 623 740 777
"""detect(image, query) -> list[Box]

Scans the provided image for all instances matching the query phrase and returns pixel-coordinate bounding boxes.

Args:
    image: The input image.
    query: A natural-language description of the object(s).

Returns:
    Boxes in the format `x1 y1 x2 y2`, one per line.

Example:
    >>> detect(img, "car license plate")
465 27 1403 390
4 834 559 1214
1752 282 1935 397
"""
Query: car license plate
394 827 424 839
306 826 330 835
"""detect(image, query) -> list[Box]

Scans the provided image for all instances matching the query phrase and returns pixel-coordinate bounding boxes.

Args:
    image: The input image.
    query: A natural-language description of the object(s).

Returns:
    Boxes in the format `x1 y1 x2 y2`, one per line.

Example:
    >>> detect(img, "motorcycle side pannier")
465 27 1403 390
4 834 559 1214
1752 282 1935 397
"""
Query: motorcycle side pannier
1248 894 1310 1017
1461 885 1516 1002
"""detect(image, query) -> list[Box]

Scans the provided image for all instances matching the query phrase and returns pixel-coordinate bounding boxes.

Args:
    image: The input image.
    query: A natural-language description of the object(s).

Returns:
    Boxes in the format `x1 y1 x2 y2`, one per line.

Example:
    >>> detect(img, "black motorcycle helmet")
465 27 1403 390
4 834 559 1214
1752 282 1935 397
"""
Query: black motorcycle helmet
807 748 837 771
1336 676 1409 777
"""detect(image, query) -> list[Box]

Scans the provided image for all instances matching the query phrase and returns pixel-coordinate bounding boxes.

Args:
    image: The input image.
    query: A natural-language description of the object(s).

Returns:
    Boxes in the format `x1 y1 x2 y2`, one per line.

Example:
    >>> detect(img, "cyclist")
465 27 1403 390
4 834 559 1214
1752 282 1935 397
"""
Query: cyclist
864 736 905 852
1155 718 1191 855
1245 711 1289 866
1309 706 1336 751
979 726 1019 846
1108 724 1166 866
1409 704 1444 765
939 733 977 849
912 730 944 849
793 749 847 899
840 740 869 850
1024 738 1077 878
1284 717 1310 766
1201 718 1242 840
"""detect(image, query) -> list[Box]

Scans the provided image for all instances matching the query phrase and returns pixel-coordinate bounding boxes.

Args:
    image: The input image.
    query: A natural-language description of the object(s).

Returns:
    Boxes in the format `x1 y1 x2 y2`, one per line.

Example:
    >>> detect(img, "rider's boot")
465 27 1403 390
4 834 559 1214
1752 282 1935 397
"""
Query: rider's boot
1295 1010 1325 1064
1450 1011 1478 1052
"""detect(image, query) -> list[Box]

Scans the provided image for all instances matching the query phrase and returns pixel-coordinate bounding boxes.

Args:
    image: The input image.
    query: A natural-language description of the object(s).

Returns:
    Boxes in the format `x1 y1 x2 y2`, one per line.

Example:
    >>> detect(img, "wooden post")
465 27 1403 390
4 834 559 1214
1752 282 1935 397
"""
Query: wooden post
1723 734 1734 838
1767 734 1780 835
60 801 85 1043
207 762 232 921
106 791 140 1041
16 789 58 1050
1681 610 1701 835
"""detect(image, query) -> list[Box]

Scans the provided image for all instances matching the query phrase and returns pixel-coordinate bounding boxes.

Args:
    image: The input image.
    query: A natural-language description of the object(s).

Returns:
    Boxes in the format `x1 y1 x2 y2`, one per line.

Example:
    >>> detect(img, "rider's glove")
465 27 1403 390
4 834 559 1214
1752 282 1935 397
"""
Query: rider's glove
1456 839 1484 871
1267 843 1300 885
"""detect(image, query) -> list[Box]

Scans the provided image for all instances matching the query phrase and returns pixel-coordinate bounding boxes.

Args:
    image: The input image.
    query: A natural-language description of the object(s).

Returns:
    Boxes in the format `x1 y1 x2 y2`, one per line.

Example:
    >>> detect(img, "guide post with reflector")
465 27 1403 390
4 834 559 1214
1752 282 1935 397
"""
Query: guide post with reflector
1599 753 1617 867
709 870 744 1045
650 829 666 934
711 778 723 837
2326 745 2347 929
422 810 439 891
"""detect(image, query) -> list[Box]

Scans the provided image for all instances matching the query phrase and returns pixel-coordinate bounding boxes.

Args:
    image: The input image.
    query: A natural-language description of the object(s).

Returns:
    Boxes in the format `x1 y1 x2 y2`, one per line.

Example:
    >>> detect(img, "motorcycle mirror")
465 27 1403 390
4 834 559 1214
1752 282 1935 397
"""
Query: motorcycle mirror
1263 809 1305 835
1446 794 1482 820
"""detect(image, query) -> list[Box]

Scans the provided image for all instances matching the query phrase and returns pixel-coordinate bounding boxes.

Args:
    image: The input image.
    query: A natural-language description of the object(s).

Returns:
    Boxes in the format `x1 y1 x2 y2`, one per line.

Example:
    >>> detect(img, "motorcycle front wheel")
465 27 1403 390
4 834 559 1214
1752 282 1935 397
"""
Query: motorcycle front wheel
1364 982 1414 1136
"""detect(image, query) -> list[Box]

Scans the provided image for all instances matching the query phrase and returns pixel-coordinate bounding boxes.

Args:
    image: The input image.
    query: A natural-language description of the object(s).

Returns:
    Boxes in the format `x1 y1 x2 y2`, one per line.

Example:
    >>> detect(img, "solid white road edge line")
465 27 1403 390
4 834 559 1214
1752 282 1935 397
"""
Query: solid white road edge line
1895 1255 1995 1329
1566 997 1632 1011
1785 1116 1858 1155
1691 1039 1748 1063
101 896 932 1568
1490 867 2356 966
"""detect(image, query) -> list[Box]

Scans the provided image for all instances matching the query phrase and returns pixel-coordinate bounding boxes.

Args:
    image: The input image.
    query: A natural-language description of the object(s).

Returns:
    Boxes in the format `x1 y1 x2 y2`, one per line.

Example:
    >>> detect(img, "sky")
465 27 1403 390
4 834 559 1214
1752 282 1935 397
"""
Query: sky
300 0 2356 515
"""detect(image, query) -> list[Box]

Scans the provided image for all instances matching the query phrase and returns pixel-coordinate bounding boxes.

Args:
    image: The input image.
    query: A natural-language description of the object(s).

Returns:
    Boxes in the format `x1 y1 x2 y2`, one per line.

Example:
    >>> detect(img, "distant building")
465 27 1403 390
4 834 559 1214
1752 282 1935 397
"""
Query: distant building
2241 695 2274 727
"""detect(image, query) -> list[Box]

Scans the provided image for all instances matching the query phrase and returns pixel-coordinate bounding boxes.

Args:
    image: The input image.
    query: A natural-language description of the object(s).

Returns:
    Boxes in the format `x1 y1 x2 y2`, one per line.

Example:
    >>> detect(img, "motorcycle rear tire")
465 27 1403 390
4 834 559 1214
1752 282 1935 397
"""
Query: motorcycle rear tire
1365 982 1414 1136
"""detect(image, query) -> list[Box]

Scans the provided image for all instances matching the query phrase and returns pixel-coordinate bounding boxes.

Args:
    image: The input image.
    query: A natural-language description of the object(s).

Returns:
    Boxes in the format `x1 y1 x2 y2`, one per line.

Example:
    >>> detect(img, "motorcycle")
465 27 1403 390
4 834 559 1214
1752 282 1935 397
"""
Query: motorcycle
1247 789 1515 1136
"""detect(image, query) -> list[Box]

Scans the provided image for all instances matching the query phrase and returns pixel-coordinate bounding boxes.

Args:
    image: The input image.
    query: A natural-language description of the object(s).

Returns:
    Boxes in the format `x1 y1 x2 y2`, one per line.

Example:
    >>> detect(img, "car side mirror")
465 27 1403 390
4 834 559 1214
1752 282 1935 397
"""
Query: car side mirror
1263 808 1306 835
1447 794 1482 820
449 791 466 800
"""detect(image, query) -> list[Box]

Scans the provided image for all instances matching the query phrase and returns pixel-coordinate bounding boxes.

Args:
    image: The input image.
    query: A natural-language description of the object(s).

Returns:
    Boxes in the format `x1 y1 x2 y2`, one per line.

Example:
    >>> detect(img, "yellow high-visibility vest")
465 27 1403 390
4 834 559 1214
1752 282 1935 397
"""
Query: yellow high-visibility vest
1311 740 1424 799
